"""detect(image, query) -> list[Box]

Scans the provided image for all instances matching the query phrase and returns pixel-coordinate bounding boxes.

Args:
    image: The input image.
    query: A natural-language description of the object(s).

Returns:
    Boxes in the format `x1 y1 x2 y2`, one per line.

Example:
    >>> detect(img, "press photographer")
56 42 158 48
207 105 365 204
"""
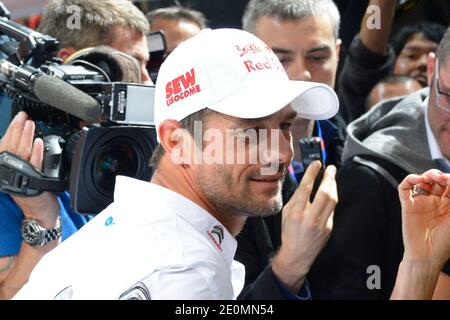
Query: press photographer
0 0 157 300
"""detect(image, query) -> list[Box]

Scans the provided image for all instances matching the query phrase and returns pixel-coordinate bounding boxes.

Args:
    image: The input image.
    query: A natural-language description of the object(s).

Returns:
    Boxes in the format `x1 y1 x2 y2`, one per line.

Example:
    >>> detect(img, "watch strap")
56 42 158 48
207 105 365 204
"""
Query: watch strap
43 219 62 244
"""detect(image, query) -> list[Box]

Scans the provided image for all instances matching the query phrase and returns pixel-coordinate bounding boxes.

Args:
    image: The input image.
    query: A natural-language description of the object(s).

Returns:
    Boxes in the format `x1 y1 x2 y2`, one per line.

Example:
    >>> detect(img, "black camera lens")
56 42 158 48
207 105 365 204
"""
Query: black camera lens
93 140 140 195
70 126 156 214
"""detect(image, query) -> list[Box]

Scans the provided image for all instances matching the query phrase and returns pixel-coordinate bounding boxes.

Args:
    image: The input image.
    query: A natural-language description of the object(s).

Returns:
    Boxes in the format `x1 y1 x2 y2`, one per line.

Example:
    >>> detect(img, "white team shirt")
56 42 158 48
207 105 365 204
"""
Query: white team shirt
14 176 245 300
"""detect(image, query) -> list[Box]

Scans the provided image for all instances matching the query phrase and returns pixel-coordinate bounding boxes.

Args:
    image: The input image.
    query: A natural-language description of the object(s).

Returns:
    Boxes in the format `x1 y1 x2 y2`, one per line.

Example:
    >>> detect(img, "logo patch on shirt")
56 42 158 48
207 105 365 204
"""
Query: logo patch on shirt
207 225 224 252
119 281 151 300
104 216 115 227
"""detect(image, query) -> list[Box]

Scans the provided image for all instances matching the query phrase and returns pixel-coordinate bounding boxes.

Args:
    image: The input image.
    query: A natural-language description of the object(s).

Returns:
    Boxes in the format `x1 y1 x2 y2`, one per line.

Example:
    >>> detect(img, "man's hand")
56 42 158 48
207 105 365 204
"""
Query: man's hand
272 161 337 293
0 112 62 299
399 169 450 266
391 169 450 299
0 112 60 228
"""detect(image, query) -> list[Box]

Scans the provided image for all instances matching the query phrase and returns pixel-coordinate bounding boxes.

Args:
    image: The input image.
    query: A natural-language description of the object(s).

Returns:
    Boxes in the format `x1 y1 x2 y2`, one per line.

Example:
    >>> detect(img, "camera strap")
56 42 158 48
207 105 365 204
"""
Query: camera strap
0 152 67 197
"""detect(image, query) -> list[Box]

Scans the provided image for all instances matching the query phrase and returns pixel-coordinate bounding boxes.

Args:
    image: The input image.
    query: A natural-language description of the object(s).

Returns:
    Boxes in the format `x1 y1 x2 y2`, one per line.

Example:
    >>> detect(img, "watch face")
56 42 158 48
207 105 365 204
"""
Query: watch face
22 221 42 246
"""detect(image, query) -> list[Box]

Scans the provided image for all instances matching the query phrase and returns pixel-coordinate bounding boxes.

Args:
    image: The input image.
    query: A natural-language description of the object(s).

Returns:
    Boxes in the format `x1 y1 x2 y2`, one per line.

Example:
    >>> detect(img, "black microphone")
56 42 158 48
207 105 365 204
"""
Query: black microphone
0 46 141 123
33 74 101 122
0 59 101 122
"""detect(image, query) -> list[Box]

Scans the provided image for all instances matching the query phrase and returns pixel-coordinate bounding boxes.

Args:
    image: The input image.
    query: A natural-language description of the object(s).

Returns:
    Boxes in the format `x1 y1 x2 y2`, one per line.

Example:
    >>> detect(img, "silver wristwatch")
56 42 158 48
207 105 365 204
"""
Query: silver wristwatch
21 217 62 246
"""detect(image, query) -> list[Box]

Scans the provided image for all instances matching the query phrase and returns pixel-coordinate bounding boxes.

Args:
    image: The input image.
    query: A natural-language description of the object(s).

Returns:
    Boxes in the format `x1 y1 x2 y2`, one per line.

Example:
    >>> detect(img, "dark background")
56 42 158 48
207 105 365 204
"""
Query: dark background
4 0 450 52
134 0 450 52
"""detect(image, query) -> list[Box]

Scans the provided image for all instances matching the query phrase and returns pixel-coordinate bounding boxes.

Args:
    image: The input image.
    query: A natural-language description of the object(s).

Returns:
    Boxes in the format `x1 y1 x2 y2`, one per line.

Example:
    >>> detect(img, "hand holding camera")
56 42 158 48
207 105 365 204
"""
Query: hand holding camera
0 112 60 228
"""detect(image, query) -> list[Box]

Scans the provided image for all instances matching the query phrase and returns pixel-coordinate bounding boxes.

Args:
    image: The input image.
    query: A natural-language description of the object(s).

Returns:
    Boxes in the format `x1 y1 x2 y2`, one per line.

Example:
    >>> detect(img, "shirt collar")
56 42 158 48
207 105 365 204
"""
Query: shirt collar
423 98 450 168
113 176 238 266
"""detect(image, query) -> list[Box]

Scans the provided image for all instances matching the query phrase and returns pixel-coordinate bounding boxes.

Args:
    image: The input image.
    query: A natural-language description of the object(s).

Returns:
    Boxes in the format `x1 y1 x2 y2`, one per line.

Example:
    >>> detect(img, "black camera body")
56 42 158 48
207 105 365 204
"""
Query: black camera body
70 81 155 126
0 4 157 214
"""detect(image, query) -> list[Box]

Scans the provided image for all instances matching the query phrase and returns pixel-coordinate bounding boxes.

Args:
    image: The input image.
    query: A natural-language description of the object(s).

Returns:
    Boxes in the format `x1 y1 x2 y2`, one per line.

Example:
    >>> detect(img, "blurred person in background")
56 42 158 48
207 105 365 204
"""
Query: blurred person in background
39 0 152 84
366 75 422 111
147 5 206 56
146 5 206 83
339 0 446 122
392 22 447 88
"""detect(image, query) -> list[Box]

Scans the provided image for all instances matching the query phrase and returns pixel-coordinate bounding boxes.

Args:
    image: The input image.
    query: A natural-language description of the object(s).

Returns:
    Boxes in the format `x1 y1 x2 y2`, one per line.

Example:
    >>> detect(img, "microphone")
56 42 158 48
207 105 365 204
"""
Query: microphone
0 59 101 122
0 46 141 123
33 47 141 122
33 74 101 122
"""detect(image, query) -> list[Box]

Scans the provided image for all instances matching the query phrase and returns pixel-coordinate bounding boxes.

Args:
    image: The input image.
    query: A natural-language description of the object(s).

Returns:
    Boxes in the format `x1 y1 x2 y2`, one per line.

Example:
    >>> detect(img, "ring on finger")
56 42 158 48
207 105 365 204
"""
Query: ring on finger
411 184 429 198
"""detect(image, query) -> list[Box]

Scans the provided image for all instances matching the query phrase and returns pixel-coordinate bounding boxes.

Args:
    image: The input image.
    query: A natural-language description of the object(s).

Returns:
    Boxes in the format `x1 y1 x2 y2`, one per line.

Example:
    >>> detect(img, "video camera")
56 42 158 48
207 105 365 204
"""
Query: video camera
0 3 158 214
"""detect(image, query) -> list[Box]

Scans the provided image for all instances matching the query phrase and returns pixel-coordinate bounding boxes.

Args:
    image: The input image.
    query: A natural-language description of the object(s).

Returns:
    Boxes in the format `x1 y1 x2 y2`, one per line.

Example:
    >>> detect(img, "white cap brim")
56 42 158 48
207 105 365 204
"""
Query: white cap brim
207 80 339 120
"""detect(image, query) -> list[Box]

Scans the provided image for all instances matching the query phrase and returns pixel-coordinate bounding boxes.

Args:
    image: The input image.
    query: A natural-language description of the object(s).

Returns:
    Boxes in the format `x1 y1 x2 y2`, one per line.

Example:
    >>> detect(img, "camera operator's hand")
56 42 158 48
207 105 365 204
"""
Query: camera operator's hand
391 169 450 299
0 112 60 229
0 112 61 299
271 161 337 294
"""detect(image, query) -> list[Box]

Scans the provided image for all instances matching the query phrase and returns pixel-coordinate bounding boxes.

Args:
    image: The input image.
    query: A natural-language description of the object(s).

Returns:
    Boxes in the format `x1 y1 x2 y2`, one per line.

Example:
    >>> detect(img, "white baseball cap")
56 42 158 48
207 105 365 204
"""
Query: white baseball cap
154 28 339 136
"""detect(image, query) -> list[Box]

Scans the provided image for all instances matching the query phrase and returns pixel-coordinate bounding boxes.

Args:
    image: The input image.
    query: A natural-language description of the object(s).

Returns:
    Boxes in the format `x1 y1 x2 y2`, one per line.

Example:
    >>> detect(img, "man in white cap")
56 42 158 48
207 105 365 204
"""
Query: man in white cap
11 28 450 300
10 28 338 300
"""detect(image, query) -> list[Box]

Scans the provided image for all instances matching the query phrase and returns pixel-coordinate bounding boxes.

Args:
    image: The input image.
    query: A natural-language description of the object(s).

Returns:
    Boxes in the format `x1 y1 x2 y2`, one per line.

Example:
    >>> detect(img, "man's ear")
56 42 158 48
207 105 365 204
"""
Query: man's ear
335 38 342 63
158 120 192 165
158 120 183 152
427 52 436 87
57 47 76 62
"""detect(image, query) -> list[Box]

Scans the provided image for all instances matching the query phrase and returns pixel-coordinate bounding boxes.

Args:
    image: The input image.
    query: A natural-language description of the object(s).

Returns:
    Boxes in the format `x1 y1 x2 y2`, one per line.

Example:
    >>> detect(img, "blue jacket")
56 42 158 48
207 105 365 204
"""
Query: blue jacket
0 192 91 257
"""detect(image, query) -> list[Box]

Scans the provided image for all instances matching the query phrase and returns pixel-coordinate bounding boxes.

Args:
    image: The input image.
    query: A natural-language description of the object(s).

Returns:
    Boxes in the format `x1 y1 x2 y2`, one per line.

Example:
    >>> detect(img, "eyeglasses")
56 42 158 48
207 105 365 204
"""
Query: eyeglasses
434 59 450 113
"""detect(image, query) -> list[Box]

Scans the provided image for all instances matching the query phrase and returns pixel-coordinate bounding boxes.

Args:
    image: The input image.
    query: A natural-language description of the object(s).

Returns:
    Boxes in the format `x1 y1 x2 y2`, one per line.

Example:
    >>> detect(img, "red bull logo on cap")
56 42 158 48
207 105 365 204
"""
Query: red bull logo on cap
166 68 202 107
235 43 283 74
235 43 271 57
